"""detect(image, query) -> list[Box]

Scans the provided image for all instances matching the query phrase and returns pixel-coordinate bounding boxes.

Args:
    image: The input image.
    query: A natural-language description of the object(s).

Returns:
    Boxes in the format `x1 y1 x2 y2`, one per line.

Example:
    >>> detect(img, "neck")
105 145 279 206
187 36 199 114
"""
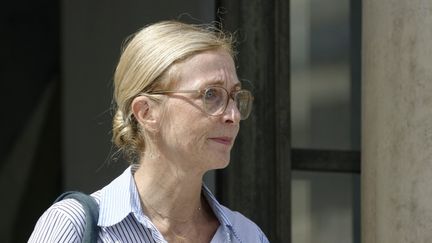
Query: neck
133 153 205 223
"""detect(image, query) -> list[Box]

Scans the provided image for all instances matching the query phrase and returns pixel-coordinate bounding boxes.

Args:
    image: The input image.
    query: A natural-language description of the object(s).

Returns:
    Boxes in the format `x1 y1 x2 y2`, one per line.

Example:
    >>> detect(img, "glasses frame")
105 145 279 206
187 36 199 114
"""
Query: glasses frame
147 86 254 120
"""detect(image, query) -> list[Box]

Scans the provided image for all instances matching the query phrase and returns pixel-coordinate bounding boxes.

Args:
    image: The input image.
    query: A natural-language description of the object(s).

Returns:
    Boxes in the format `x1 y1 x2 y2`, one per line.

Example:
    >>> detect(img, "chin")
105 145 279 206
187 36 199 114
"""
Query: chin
210 155 231 170
202 152 230 170
215 160 230 170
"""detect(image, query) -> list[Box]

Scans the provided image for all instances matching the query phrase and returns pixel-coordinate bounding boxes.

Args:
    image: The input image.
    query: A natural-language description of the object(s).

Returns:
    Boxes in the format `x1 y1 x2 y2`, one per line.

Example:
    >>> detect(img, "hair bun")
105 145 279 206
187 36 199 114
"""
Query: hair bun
112 110 141 161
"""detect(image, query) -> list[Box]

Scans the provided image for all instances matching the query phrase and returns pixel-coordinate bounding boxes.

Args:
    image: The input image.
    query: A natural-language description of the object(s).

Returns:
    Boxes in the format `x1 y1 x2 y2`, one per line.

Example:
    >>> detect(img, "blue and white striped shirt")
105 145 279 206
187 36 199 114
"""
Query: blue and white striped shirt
29 167 269 242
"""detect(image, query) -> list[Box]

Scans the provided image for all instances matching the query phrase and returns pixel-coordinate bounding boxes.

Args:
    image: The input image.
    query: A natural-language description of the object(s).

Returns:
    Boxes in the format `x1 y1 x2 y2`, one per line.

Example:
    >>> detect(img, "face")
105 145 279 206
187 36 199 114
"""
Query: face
156 49 241 173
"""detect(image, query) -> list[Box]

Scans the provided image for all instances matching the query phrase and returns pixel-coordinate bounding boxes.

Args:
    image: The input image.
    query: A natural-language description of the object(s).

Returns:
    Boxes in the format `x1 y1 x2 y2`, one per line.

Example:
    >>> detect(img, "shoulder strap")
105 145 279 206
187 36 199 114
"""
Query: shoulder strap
55 191 99 243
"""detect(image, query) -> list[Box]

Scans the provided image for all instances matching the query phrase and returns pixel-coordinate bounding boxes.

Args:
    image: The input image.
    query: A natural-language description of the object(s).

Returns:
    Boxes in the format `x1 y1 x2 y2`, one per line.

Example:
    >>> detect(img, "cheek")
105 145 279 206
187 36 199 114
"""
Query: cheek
175 128 208 149
165 107 210 149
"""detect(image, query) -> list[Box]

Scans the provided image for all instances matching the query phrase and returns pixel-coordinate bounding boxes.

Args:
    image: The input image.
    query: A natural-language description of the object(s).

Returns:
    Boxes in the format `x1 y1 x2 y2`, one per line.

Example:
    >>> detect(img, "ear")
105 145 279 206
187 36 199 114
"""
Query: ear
131 96 159 132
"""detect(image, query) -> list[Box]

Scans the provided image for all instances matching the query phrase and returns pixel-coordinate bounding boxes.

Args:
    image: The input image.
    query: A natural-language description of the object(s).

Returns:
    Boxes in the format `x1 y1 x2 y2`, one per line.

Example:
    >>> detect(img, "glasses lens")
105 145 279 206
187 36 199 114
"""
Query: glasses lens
202 87 227 115
235 90 253 120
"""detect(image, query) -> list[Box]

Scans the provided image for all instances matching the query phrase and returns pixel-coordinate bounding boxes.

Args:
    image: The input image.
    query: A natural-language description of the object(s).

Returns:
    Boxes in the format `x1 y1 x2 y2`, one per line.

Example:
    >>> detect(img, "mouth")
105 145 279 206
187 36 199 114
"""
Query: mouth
208 137 233 146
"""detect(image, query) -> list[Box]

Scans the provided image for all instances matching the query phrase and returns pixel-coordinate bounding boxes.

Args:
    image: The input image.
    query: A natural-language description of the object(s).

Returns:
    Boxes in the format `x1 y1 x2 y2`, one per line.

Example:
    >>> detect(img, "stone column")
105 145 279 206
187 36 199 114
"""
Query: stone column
362 1 432 242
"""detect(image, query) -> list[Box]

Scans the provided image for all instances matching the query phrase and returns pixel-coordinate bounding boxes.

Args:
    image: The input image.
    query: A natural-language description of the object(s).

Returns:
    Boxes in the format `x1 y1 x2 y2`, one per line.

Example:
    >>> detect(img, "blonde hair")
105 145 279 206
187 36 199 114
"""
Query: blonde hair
112 20 235 163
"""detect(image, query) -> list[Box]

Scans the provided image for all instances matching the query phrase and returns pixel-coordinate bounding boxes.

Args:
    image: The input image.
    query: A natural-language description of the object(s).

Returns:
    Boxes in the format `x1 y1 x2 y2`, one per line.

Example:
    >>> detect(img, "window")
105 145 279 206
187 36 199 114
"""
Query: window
290 0 361 242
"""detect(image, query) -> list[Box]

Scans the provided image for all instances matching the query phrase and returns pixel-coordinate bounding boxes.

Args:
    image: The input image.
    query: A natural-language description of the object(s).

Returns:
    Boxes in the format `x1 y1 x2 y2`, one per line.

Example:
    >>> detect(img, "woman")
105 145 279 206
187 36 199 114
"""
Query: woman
29 20 268 243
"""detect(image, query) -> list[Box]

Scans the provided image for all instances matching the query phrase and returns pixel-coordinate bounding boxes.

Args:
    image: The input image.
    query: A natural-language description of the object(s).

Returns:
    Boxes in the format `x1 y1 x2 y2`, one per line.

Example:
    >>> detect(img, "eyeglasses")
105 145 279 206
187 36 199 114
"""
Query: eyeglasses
149 86 254 120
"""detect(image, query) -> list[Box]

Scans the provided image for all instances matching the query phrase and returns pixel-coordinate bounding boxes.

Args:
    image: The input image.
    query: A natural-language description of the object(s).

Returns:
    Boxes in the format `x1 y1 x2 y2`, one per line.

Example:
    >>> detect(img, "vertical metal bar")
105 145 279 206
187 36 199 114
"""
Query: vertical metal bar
275 0 291 241
350 0 362 242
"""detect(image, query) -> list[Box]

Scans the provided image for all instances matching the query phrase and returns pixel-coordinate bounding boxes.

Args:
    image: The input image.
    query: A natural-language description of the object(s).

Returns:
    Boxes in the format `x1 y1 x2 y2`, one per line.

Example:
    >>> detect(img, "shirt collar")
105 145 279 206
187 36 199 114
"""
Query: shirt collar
97 166 237 239
97 166 142 227
202 184 233 228
202 184 244 242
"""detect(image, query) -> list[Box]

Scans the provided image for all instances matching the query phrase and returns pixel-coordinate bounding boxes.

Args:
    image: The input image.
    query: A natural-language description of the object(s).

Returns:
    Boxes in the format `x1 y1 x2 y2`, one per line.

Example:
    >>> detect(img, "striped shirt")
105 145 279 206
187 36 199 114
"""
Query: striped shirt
29 167 269 243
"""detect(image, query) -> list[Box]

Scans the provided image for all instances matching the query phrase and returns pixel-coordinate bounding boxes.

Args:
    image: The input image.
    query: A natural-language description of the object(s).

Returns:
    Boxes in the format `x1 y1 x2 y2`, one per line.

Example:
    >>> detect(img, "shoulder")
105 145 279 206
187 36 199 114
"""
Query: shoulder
219 205 269 243
28 191 102 243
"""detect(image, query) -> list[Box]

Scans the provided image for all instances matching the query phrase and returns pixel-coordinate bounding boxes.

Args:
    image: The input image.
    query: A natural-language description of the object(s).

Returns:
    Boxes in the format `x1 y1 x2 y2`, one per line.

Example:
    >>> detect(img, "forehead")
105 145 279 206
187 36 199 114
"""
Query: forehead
174 49 240 89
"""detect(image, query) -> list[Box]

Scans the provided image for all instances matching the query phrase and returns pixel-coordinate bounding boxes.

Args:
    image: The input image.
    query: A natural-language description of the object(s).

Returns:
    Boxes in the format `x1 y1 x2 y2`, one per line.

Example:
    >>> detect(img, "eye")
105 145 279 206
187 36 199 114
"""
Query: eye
204 88 220 102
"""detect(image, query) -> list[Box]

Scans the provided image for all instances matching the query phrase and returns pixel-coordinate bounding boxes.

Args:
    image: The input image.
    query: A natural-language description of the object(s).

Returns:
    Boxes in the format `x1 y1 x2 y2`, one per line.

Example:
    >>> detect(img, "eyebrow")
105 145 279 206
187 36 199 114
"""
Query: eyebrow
201 79 242 90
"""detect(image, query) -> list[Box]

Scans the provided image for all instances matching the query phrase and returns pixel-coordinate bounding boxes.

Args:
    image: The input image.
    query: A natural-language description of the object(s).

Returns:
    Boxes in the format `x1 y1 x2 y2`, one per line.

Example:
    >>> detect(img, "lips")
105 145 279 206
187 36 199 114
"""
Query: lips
208 137 233 145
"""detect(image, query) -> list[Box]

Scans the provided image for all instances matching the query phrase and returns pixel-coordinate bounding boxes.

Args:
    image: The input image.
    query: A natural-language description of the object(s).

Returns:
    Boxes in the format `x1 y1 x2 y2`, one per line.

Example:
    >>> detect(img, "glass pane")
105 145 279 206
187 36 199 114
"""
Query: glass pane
291 0 359 150
292 171 360 243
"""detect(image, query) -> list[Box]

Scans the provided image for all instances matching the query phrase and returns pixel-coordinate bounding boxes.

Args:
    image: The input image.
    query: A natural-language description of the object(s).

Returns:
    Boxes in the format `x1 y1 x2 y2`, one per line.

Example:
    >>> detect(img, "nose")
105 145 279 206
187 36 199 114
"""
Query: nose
223 98 241 124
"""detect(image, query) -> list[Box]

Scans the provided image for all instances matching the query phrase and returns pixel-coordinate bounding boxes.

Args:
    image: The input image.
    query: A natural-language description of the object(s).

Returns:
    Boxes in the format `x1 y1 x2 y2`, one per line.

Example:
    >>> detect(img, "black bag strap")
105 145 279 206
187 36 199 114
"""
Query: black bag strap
54 191 99 243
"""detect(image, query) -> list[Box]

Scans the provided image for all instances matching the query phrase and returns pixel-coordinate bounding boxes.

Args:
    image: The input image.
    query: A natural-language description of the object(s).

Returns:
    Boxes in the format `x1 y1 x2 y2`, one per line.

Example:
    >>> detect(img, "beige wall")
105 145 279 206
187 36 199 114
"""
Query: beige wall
362 0 432 242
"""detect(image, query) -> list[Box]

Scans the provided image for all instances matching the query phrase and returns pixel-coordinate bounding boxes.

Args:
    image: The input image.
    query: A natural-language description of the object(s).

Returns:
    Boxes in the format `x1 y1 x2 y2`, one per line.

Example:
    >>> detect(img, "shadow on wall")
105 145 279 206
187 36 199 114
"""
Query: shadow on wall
0 1 62 241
